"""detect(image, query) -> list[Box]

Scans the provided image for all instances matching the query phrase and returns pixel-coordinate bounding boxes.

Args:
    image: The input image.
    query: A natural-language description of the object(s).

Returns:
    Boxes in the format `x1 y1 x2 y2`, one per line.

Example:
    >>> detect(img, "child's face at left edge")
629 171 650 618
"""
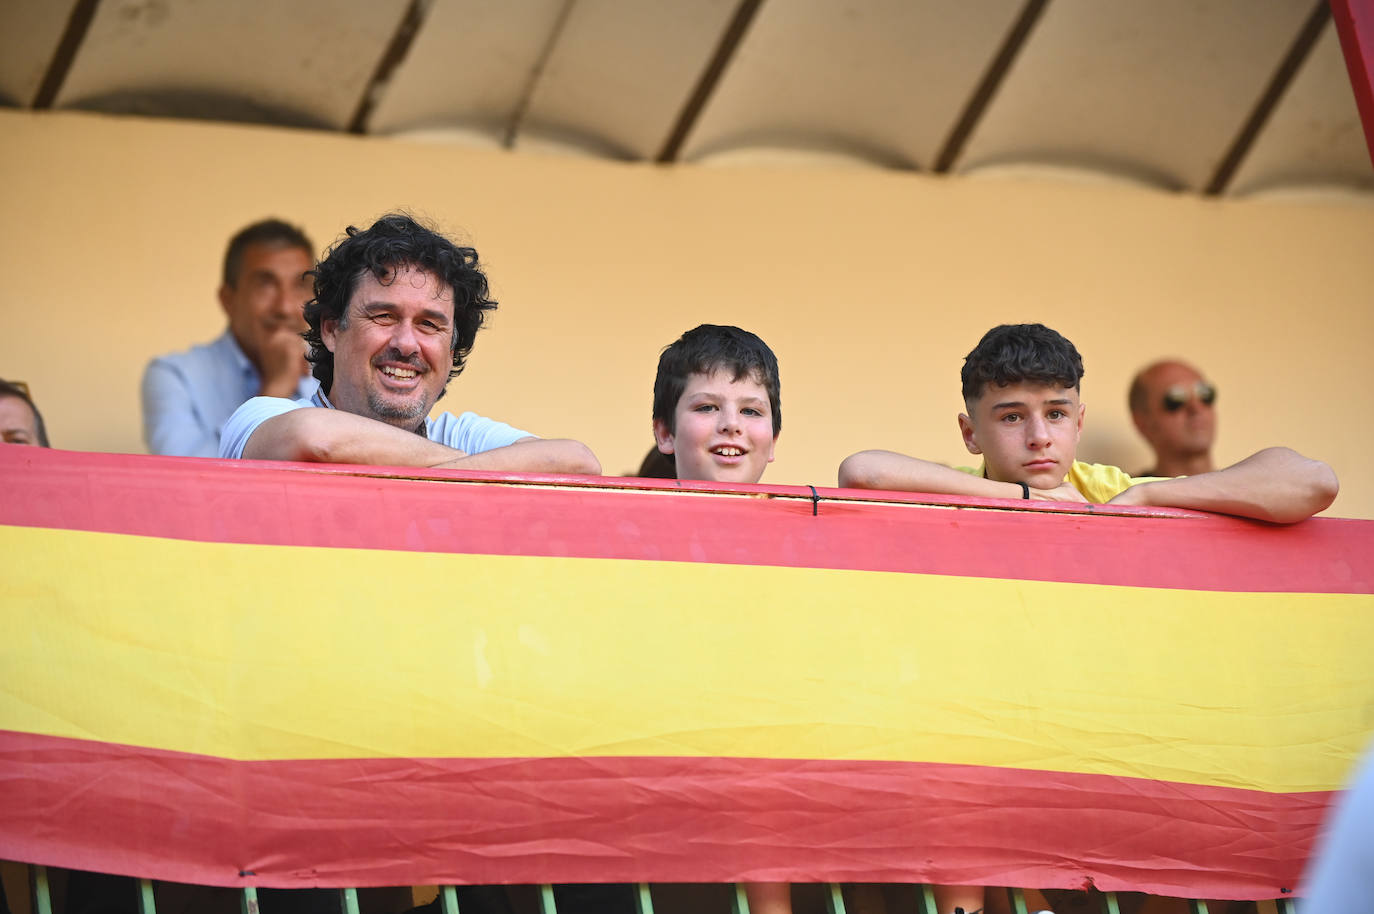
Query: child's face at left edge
654 369 778 484
958 381 1084 489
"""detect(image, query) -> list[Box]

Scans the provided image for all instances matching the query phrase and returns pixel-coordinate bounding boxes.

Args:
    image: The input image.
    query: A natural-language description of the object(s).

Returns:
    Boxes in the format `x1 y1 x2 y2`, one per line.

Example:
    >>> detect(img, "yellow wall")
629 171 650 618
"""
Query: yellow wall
3 110 1371 516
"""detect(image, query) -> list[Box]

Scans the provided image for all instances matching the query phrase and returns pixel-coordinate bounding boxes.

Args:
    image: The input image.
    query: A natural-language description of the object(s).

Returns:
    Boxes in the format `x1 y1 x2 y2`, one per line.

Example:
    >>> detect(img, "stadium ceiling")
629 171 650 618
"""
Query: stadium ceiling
3 0 1372 197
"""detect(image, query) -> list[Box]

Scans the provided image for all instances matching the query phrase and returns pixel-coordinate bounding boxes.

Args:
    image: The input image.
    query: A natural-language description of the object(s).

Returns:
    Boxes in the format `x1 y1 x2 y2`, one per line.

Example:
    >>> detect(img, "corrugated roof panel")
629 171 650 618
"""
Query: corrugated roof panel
958 0 1316 190
53 0 408 128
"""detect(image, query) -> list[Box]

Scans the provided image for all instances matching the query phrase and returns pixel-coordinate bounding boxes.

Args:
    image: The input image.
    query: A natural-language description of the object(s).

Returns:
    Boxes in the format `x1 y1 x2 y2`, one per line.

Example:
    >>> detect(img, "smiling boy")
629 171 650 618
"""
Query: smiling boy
650 323 789 914
838 323 1337 523
652 324 780 486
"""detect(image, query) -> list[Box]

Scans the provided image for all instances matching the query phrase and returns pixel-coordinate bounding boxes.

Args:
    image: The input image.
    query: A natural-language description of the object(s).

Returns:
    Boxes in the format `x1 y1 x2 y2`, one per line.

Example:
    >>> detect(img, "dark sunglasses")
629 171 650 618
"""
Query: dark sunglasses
1162 382 1216 412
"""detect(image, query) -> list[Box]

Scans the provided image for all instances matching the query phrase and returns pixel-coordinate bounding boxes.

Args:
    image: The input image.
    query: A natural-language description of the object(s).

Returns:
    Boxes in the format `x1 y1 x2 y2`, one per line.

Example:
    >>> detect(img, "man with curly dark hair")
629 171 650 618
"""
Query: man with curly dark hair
219 214 599 476
838 323 1337 523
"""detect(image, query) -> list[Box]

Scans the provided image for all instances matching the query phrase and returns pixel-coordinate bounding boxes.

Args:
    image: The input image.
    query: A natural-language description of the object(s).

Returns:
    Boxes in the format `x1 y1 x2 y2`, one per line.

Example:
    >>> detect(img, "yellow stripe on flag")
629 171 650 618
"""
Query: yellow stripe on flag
3 524 1371 792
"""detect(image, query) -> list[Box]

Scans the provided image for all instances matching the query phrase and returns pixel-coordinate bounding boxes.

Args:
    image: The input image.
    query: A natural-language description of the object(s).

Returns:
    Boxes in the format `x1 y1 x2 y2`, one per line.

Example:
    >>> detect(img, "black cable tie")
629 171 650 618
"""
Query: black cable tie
809 485 820 516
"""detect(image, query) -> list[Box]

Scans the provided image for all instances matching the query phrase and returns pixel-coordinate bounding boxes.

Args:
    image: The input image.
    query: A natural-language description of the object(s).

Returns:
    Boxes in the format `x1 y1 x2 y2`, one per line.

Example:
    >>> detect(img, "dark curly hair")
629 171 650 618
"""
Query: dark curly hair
652 324 781 436
303 214 497 394
961 323 1084 406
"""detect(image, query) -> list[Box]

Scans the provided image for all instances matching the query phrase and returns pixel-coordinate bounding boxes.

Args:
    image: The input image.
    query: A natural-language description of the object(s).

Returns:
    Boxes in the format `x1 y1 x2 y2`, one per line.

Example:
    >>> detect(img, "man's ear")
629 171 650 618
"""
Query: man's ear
958 413 980 455
217 284 234 317
652 418 674 455
766 432 779 464
1076 401 1087 443
321 318 339 354
1129 405 1150 438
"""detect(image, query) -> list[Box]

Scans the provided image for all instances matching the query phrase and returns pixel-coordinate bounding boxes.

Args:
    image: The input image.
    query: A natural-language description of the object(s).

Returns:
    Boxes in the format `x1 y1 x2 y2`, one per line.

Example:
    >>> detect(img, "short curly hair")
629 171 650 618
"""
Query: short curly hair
304 214 497 394
961 323 1084 406
652 324 781 436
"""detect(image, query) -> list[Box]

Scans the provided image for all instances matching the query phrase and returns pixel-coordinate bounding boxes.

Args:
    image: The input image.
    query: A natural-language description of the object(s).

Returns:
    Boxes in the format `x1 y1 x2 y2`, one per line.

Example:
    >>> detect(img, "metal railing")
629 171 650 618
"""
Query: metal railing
15 867 1300 914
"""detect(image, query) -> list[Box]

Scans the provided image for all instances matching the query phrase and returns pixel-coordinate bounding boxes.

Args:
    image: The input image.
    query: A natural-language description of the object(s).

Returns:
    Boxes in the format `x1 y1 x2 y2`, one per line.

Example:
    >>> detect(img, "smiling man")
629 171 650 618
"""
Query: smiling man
219 213 599 476
838 323 1337 524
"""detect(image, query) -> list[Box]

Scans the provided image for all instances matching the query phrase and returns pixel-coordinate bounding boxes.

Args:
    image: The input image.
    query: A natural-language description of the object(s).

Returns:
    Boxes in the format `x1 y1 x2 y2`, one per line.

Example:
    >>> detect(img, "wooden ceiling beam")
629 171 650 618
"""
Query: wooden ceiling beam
1204 0 1330 196
933 0 1049 174
348 0 433 135
656 0 765 163
32 0 99 109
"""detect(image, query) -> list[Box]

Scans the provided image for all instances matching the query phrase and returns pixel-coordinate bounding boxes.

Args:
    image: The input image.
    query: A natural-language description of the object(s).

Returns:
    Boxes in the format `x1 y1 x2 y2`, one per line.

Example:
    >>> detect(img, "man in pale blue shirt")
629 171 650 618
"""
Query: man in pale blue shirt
220 213 600 476
142 219 319 457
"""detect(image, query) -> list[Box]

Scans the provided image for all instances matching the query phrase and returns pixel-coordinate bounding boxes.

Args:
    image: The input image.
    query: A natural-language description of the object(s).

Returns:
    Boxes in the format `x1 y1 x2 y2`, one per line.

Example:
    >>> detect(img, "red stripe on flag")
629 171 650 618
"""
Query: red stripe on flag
0 729 1326 899
3 448 1370 594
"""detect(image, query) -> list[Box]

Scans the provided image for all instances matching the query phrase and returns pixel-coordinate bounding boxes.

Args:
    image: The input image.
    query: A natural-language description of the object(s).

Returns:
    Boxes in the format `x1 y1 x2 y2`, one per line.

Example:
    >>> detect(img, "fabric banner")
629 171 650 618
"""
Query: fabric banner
1 447 1371 899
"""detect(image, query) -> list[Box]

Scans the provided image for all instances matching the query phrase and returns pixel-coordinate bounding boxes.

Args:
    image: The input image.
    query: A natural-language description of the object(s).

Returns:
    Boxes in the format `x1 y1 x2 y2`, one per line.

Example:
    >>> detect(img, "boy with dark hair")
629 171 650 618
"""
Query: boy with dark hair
653 324 790 914
839 323 1337 523
652 324 781 485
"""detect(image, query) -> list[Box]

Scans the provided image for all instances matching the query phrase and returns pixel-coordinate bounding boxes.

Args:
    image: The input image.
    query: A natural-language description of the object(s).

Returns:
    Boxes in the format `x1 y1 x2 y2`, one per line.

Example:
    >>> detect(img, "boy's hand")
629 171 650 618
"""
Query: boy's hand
1029 479 1087 502
1105 484 1152 507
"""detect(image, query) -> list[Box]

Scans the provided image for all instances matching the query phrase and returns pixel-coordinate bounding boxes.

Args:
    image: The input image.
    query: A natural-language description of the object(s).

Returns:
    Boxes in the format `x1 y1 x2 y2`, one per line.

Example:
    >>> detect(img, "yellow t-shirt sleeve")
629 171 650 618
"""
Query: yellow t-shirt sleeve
1067 462 1170 503
960 462 1169 504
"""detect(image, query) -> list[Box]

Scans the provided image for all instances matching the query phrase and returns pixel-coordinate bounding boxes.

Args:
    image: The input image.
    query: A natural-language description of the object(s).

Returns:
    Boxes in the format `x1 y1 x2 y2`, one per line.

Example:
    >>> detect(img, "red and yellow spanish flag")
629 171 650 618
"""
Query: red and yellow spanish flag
2 447 1371 899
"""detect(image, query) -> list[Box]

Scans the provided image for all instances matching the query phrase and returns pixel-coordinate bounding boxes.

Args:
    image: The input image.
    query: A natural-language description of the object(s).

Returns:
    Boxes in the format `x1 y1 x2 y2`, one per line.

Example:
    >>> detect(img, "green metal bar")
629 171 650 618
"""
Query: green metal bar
539 884 557 914
825 883 847 914
340 888 360 914
241 885 260 914
1188 902 1210 914
32 865 53 914
137 878 156 914
915 883 938 914
1007 886 1030 914
440 885 460 914
1099 891 1122 914
634 883 654 914
731 883 751 914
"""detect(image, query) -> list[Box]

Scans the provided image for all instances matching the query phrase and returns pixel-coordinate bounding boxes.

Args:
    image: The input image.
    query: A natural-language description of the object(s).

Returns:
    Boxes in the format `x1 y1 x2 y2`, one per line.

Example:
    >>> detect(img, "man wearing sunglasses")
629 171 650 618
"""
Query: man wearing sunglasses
1129 360 1217 477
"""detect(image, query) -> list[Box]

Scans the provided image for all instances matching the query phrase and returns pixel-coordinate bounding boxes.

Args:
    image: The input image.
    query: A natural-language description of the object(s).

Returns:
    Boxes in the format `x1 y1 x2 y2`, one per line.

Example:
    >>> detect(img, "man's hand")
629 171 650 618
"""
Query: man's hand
256 328 310 398
1029 479 1088 503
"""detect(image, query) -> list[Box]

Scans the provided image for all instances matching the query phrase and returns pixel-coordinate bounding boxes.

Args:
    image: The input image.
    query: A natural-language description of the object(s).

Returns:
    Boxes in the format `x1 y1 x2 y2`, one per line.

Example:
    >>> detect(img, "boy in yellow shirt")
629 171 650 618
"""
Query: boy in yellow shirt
839 323 1336 524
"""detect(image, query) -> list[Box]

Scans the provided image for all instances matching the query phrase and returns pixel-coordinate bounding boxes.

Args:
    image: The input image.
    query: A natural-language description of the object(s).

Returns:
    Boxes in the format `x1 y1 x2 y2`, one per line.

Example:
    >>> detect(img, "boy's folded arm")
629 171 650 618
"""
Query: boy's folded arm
432 437 602 476
1107 446 1339 523
838 449 1027 500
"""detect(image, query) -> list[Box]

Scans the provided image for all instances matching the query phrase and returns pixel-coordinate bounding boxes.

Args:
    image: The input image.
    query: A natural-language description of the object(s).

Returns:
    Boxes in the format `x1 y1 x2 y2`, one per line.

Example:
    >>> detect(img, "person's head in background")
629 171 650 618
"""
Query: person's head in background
220 219 315 376
634 446 677 479
652 324 781 485
0 380 49 446
1129 359 1216 477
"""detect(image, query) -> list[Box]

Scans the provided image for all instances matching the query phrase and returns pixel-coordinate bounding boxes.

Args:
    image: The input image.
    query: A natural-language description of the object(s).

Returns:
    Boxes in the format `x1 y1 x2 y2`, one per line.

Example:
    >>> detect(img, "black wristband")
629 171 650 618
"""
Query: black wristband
1018 481 1030 499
